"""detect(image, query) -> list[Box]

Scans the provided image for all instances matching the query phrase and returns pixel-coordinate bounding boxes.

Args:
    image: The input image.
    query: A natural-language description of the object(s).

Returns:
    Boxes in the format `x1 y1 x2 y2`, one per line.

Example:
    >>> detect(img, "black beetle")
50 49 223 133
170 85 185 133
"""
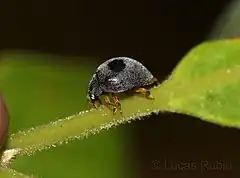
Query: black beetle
87 57 159 114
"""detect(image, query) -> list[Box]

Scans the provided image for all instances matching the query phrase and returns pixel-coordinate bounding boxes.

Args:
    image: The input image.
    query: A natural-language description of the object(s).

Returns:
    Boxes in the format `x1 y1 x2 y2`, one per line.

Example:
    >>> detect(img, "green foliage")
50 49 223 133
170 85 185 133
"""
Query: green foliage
1 39 240 177
168 39 240 127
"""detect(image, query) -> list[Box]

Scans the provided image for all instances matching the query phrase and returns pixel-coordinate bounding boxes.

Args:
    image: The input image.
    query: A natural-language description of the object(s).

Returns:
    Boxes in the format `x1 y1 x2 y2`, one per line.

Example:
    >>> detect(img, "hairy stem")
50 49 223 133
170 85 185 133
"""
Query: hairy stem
0 168 32 178
8 82 172 156
7 64 240 157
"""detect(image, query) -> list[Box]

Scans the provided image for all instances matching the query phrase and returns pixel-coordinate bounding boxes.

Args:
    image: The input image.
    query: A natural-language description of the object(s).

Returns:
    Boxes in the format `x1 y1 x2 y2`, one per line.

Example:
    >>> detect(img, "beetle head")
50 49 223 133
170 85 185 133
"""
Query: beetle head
87 73 102 102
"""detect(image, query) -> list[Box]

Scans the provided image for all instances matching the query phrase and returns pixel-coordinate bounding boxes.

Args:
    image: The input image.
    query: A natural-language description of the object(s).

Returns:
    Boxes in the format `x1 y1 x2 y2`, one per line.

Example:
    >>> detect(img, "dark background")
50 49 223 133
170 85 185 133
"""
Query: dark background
1 0 240 177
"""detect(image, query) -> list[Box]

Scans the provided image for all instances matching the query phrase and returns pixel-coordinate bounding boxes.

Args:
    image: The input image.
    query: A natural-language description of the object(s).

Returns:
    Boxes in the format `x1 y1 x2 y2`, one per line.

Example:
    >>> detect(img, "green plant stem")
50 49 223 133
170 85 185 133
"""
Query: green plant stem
0 168 32 178
8 82 172 156
7 64 240 157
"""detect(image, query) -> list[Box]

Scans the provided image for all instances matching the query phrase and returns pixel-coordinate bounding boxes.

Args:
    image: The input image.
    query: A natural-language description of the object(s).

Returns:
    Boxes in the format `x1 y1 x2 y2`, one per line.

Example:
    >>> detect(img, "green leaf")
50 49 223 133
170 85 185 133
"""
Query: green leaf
168 39 240 127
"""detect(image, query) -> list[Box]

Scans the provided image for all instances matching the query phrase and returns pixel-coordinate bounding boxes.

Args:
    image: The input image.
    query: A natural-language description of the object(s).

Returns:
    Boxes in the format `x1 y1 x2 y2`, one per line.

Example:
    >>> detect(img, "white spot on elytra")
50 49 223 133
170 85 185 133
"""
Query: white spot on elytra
108 78 118 83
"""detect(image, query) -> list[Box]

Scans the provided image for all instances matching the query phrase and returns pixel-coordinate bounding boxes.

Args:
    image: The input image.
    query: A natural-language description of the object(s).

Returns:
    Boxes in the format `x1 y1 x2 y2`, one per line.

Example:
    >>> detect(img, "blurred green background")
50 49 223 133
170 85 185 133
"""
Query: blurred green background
0 52 137 178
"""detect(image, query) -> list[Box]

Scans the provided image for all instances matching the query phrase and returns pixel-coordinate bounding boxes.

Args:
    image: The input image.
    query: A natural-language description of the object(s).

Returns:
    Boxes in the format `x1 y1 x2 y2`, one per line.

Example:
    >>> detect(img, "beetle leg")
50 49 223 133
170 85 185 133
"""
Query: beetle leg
88 100 96 109
104 94 117 114
89 99 101 109
112 94 122 115
135 88 154 99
